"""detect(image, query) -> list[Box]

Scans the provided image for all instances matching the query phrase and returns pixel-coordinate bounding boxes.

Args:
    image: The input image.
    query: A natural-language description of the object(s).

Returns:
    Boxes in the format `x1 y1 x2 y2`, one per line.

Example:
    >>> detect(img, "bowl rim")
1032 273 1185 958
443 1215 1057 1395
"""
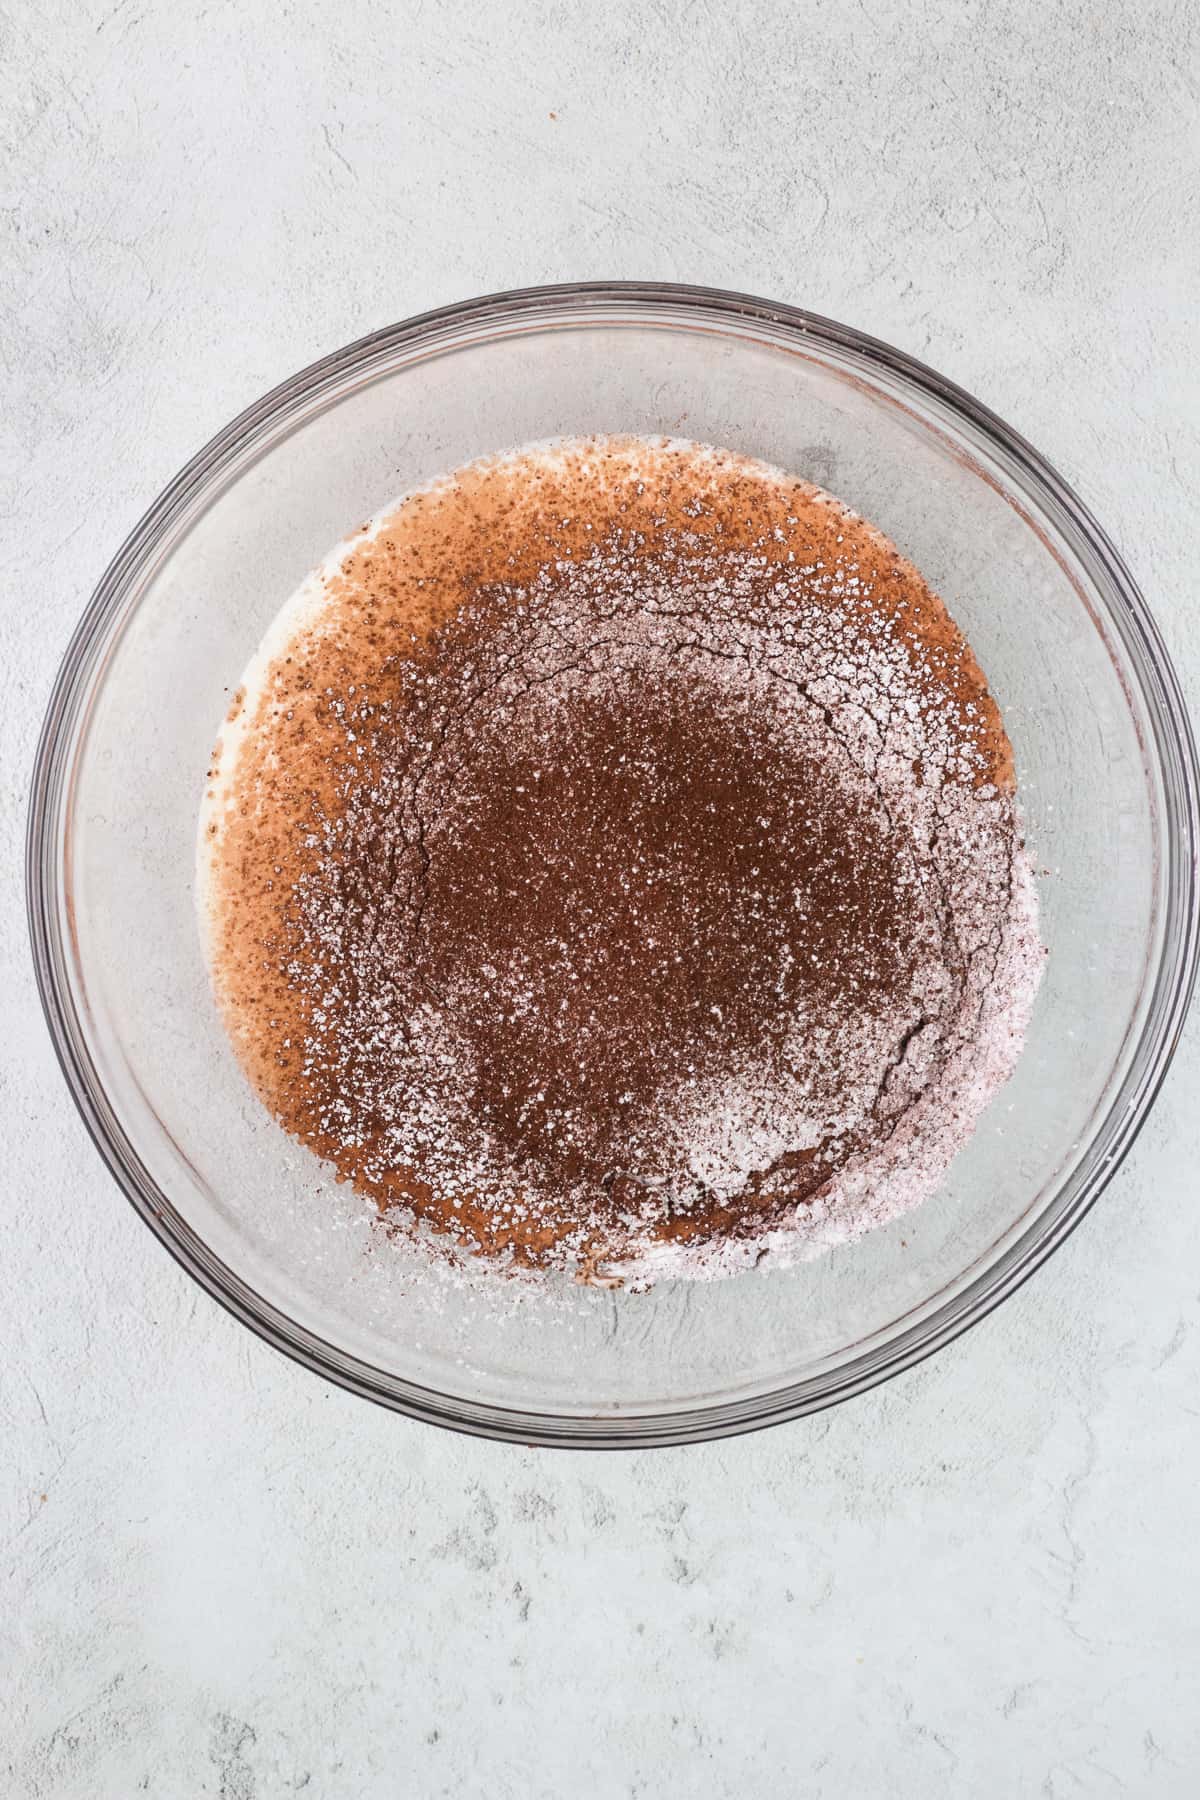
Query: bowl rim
27 279 1200 1448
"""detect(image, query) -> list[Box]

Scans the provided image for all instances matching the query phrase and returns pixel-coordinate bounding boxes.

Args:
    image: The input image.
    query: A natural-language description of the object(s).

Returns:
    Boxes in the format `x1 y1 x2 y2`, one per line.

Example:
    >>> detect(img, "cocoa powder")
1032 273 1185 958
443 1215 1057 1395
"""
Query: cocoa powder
200 437 1041 1284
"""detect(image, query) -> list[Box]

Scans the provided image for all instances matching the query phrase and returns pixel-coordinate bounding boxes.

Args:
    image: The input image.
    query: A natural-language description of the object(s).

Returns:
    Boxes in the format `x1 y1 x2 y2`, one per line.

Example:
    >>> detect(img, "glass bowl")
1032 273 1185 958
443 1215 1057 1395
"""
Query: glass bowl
28 282 1199 1447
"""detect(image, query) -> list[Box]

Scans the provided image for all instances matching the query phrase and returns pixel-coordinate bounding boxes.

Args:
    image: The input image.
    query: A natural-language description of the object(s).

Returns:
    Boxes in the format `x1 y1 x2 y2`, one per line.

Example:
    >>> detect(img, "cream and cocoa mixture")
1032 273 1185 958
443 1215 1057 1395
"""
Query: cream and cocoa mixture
199 437 1042 1287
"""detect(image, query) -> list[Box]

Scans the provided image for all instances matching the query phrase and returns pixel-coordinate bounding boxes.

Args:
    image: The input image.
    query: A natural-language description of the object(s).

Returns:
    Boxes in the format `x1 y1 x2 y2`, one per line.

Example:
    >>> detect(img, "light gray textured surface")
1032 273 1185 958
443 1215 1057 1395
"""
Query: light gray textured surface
3 2 1199 1794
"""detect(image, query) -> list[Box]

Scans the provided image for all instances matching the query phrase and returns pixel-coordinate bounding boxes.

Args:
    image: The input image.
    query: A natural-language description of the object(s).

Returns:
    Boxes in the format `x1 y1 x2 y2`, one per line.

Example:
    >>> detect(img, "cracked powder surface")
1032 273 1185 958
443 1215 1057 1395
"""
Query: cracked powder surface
199 436 1042 1287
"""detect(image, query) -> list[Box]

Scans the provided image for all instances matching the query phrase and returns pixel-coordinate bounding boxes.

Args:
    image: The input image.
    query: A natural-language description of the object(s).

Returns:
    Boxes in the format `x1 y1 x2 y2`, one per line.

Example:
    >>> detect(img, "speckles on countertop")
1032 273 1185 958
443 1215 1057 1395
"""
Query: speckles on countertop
3 1 1199 1795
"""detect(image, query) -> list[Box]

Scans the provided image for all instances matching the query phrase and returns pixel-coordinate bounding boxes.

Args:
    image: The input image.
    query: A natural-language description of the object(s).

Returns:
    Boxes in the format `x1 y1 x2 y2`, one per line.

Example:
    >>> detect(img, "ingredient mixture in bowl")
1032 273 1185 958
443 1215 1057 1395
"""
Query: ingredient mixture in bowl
199 436 1042 1287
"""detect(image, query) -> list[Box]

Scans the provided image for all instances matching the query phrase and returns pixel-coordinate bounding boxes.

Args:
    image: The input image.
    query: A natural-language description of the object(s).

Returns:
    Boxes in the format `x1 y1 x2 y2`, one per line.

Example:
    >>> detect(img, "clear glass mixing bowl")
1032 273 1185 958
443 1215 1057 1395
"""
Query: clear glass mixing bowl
27 283 1199 1446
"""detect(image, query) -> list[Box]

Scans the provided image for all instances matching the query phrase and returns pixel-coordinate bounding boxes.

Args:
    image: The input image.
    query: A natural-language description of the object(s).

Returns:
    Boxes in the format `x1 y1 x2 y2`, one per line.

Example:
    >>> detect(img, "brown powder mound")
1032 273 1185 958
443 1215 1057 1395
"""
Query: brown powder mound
410 676 917 1175
201 436 1029 1283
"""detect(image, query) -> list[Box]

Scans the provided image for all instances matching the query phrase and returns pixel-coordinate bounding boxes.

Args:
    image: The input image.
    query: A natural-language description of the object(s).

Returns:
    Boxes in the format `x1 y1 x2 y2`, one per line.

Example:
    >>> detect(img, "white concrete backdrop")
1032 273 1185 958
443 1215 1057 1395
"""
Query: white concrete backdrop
2 1 1199 1794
